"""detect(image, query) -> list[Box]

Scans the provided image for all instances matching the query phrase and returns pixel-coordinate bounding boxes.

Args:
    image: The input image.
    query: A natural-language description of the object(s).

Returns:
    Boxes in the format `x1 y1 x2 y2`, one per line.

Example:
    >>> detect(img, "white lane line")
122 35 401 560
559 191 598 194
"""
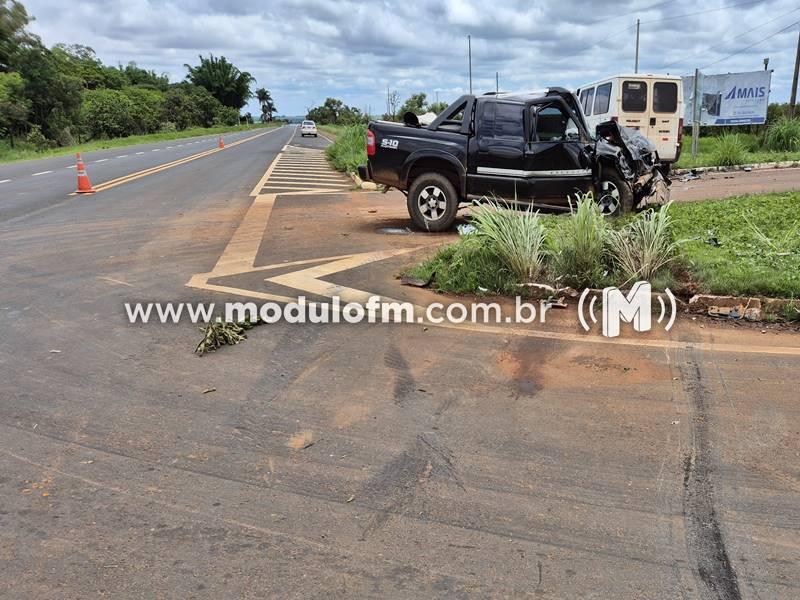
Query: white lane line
136 152 145 155
94 159 109 163
116 155 128 158
32 170 53 176
166 146 173 149
152 149 160 152
66 165 77 169
0 179 11 184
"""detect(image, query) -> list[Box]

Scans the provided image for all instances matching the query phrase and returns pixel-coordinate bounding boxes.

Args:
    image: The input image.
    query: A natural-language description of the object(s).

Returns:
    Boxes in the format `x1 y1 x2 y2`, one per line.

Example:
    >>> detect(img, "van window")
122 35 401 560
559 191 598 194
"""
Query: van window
593 83 611 114
494 102 525 145
580 87 595 116
622 81 647 112
653 82 678 113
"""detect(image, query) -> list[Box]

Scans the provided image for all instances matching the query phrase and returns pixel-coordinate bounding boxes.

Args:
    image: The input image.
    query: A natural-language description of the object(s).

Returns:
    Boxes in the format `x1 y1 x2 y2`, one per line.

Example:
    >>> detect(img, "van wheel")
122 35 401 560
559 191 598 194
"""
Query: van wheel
596 170 633 216
407 173 459 232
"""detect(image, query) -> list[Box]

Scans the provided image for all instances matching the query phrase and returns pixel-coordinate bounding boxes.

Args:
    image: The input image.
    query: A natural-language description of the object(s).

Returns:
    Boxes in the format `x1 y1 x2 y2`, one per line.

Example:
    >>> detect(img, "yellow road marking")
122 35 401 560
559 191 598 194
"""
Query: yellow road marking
73 128 280 195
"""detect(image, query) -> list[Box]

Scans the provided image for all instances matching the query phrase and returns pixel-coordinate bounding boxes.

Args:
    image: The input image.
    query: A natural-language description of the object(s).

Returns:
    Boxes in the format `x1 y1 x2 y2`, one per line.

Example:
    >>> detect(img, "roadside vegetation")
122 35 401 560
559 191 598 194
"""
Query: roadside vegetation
0 0 277 163
0 122 275 163
324 124 367 173
674 117 800 169
408 191 800 299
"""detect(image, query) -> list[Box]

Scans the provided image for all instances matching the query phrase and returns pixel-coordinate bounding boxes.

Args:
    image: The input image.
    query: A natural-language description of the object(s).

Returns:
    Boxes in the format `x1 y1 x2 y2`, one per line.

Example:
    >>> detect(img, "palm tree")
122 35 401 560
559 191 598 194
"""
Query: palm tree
185 54 254 109
255 87 276 122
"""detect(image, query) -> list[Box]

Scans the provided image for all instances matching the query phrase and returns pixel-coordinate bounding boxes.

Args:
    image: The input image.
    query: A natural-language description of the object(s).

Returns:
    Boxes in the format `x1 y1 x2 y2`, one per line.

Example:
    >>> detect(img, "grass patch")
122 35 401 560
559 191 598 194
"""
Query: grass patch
410 192 800 299
324 124 367 173
765 118 800 152
670 192 800 297
674 132 800 169
0 123 277 164
548 193 609 288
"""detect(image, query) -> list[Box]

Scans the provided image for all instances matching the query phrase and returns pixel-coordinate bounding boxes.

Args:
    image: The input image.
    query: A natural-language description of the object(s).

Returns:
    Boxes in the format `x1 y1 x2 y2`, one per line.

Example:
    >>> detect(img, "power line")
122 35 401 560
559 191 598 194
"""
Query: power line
587 0 679 25
659 5 800 70
700 19 800 69
639 0 765 25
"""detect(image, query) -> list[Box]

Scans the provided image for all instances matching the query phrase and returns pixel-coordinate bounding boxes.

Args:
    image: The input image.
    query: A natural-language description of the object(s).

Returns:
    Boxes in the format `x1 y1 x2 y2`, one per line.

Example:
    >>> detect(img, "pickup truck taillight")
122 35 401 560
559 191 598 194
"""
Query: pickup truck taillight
366 130 376 156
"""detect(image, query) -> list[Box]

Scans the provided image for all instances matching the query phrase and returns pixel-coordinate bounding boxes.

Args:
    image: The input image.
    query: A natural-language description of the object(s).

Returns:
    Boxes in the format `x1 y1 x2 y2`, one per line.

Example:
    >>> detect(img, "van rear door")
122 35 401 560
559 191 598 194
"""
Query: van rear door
650 80 680 162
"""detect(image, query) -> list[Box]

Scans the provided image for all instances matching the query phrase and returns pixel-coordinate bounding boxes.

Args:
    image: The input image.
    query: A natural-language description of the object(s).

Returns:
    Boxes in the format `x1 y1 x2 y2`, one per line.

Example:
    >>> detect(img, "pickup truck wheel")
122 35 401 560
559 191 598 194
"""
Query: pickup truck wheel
596 170 633 216
408 173 459 231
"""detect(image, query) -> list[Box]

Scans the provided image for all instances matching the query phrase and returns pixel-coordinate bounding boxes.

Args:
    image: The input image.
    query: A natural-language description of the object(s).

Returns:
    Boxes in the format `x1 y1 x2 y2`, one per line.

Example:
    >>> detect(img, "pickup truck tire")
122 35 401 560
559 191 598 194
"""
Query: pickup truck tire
596 169 633 216
407 173 459 231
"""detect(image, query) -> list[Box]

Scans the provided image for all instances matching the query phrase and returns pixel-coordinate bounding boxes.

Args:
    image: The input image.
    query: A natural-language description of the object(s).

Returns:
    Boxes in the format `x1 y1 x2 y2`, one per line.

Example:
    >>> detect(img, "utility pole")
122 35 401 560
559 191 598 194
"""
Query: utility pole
496 71 499 93
790 26 800 118
634 19 640 73
468 35 473 94
386 85 390 117
691 68 701 160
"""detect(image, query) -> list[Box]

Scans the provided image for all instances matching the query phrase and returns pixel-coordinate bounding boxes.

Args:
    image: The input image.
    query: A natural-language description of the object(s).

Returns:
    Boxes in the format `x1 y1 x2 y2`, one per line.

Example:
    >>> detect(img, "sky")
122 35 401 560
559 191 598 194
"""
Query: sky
21 0 800 117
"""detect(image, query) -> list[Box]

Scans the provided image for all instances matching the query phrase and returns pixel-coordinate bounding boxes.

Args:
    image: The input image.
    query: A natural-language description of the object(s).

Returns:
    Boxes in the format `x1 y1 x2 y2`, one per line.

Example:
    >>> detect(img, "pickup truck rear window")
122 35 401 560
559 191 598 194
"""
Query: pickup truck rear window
494 103 525 144
622 81 647 112
653 82 678 113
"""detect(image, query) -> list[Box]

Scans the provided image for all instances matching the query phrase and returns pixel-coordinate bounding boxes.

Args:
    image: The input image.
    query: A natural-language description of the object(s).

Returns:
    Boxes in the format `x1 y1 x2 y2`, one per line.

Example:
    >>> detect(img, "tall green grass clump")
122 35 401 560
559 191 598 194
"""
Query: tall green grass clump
711 133 747 166
764 118 800 152
608 204 678 283
470 199 546 281
325 123 367 172
549 192 609 288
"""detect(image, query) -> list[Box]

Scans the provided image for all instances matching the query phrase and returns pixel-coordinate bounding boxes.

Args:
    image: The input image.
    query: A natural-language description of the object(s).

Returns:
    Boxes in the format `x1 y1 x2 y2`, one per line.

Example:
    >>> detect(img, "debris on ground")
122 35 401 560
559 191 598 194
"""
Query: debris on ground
680 169 702 182
457 223 477 236
202 387 216 394
544 297 569 309
346 495 355 503
195 318 263 355
401 273 433 288
517 282 578 298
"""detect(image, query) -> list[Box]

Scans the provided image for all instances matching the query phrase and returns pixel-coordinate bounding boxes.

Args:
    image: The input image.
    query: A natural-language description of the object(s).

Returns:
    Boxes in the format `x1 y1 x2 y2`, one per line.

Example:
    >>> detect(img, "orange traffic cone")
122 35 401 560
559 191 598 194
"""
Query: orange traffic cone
75 153 95 194
218 135 225 149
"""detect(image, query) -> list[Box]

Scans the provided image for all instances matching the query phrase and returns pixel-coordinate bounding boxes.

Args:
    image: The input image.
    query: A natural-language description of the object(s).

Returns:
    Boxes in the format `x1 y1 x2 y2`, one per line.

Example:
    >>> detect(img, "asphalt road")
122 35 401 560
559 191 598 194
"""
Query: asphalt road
1 126 799 598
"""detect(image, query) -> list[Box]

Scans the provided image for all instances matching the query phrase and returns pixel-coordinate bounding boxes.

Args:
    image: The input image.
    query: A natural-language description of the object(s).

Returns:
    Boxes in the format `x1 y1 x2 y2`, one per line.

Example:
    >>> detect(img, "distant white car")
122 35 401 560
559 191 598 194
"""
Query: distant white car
300 120 318 137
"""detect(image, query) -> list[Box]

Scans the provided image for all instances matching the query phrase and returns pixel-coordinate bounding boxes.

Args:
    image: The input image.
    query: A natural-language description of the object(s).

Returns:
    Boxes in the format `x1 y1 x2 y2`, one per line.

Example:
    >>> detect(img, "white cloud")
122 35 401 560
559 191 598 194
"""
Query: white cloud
22 0 800 116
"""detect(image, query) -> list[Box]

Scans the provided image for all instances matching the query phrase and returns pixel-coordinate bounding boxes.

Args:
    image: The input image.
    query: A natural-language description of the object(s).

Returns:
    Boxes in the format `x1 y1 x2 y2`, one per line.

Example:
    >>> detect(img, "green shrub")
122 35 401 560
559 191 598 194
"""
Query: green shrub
122 87 164 134
549 192 609 288
325 124 366 172
711 133 747 166
764 118 800 152
80 88 136 139
608 204 678 283
25 125 53 150
469 199 546 282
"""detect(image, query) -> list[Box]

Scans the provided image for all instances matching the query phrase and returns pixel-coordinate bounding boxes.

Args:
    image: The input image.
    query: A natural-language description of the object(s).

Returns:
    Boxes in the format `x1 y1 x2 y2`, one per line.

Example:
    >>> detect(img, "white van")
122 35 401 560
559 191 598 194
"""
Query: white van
576 74 684 165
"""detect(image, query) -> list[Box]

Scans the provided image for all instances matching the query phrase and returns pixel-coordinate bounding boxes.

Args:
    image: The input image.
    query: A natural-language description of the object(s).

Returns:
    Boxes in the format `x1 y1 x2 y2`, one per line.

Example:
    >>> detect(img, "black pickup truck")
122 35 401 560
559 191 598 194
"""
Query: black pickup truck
358 87 668 231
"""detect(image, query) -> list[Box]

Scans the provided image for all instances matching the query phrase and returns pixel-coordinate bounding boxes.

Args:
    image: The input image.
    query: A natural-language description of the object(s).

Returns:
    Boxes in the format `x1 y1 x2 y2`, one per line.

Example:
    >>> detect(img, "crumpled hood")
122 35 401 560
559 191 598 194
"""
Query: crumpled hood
595 120 658 180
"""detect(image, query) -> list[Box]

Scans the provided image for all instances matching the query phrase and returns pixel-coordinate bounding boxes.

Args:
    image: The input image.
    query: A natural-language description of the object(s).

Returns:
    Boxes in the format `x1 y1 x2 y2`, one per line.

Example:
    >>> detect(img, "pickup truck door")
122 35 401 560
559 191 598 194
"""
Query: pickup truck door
468 101 531 201
525 103 593 206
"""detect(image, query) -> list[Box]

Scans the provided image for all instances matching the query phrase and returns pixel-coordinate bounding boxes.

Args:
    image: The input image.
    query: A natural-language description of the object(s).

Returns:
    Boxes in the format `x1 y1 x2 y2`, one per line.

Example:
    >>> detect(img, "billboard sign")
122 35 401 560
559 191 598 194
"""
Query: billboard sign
682 70 771 126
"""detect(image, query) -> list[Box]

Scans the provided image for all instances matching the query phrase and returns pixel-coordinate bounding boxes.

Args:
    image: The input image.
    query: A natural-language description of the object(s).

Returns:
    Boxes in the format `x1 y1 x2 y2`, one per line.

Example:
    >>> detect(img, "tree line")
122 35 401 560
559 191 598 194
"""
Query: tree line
0 0 275 150
305 91 449 125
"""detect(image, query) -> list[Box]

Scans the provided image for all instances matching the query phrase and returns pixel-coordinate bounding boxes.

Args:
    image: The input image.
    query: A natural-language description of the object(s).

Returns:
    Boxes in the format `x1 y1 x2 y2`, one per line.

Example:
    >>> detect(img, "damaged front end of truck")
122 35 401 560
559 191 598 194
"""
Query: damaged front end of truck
594 121 670 209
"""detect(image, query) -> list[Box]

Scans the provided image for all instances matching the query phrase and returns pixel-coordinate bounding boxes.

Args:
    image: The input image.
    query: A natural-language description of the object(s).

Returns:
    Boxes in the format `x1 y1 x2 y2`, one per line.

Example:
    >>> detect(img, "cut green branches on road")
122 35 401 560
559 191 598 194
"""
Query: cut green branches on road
195 318 263 355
